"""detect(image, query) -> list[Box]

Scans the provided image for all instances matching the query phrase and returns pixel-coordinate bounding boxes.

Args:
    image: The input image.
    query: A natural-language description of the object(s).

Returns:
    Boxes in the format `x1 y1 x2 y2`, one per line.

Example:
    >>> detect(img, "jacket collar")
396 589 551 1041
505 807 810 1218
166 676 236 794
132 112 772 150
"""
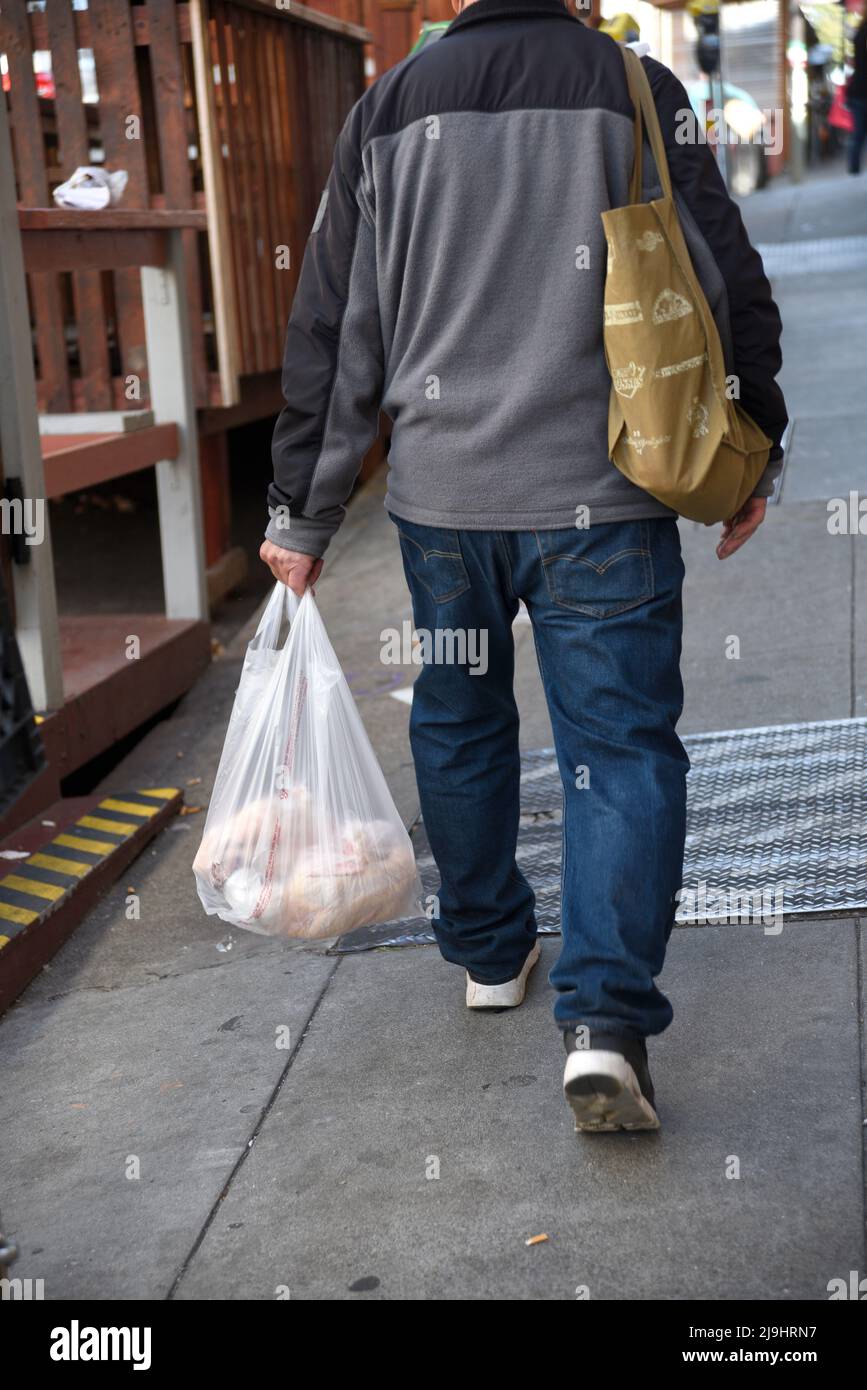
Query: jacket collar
443 0 577 39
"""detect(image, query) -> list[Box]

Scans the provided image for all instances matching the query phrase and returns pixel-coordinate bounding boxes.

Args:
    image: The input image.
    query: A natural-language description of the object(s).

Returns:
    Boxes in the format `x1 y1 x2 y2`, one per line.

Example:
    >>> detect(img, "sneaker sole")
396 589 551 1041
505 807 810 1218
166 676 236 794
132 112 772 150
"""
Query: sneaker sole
563 1049 660 1132
465 941 541 1010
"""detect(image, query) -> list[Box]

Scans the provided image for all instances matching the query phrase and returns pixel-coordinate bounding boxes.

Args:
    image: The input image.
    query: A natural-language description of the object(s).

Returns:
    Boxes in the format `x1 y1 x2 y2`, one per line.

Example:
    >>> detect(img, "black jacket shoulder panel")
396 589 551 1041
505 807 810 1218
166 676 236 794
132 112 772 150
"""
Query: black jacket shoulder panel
350 18 635 151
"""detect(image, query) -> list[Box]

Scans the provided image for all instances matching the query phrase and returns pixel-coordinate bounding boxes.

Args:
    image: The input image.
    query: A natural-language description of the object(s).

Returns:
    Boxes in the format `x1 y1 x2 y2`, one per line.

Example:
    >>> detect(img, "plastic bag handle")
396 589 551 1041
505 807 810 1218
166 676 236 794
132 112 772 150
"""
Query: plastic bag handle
252 581 305 650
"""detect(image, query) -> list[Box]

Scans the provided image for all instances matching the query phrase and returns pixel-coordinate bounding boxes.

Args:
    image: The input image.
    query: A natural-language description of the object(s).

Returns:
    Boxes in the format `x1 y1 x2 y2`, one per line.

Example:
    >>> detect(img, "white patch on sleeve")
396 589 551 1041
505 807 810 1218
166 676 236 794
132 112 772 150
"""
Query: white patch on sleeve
312 188 329 234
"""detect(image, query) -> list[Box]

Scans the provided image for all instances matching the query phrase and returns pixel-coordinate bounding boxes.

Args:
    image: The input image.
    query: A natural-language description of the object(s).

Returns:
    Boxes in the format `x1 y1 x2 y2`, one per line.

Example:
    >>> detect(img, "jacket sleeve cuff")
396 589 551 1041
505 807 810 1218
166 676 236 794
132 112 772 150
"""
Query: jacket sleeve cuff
264 509 335 560
750 448 784 500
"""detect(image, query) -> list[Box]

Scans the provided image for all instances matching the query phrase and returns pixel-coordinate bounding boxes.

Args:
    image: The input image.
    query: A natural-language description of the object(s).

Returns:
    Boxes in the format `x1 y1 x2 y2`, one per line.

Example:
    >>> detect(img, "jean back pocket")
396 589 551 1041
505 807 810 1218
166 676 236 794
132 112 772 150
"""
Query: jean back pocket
535 520 654 618
393 518 471 604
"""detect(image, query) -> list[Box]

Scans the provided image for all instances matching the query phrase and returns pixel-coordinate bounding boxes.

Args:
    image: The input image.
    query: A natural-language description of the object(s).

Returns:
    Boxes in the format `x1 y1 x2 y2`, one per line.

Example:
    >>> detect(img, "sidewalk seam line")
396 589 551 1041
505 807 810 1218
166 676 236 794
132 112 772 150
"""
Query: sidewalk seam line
165 952 344 1300
1 945 310 1011
850 535 857 720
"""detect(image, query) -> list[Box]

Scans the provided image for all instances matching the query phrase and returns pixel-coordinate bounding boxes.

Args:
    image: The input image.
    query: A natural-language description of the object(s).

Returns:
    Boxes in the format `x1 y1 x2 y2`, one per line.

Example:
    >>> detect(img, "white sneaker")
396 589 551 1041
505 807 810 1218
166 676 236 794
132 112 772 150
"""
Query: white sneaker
465 941 541 1010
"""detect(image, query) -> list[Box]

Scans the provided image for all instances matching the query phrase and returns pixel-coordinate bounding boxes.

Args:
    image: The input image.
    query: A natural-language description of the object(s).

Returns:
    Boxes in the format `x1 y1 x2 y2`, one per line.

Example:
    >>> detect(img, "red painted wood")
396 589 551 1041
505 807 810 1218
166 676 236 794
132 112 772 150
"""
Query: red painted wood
40 424 180 497
200 433 232 566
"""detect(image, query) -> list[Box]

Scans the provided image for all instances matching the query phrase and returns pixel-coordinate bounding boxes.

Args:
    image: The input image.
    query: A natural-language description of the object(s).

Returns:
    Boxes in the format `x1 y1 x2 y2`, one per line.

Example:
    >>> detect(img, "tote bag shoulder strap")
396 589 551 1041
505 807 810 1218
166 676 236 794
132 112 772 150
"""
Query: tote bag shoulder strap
622 45 674 205
619 47 731 403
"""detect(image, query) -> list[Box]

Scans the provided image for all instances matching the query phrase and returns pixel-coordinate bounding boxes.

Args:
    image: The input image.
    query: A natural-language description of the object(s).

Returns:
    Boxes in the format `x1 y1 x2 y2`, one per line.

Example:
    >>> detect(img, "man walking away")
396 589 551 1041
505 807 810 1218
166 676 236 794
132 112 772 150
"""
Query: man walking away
848 2 867 174
261 0 787 1132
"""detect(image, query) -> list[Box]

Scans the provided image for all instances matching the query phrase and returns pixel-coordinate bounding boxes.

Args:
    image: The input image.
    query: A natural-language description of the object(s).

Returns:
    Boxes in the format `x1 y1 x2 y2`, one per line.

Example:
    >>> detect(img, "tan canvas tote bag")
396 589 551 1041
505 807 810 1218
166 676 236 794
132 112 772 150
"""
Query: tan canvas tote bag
601 46 773 523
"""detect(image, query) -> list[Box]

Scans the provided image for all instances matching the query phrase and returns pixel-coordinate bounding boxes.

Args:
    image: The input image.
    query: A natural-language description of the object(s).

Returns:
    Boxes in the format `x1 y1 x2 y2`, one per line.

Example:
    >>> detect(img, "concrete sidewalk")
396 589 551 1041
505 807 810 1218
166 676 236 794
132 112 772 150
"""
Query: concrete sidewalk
1 169 865 1301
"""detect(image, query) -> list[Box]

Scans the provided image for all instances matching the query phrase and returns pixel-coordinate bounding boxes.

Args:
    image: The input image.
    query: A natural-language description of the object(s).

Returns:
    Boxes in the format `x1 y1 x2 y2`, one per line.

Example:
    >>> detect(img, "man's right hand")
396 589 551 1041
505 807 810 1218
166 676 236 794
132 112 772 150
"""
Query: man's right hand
716 497 767 561
259 540 323 596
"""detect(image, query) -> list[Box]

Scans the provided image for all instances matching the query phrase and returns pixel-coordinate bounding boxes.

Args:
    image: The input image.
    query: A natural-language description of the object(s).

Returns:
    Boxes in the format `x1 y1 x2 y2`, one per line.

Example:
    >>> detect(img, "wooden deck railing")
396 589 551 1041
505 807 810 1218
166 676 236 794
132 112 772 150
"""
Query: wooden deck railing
0 0 368 415
3 201 210 712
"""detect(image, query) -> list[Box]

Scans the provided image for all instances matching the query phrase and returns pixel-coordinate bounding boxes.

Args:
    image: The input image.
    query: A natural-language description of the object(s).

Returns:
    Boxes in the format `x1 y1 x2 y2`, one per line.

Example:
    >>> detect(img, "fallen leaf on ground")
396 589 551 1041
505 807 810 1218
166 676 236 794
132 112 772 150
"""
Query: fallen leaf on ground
525 1234 549 1247
180 805 203 816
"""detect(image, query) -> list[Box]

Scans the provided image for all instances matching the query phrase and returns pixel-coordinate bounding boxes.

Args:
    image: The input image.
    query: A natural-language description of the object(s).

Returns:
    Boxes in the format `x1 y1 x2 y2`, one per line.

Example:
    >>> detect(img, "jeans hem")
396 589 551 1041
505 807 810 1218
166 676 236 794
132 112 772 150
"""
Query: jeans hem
557 1018 649 1042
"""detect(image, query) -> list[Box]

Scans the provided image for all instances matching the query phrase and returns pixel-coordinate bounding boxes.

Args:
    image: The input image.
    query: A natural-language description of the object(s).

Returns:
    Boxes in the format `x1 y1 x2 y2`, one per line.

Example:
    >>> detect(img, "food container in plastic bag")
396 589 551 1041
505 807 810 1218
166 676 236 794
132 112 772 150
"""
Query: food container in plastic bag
193 583 422 939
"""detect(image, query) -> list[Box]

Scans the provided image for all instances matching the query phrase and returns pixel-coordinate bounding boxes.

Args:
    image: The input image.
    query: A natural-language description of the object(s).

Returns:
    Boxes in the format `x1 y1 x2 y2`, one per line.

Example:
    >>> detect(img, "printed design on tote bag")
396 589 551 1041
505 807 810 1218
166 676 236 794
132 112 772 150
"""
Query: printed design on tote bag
654 353 708 379
636 230 664 252
599 47 771 522
607 240 616 274
688 398 711 439
652 288 694 324
605 300 644 326
630 429 672 455
612 362 647 398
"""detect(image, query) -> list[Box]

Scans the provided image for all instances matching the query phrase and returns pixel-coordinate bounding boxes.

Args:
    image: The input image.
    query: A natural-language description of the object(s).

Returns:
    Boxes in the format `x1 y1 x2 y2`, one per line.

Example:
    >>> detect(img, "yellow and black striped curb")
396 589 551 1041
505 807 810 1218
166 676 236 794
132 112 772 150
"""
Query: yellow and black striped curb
0 790 180 950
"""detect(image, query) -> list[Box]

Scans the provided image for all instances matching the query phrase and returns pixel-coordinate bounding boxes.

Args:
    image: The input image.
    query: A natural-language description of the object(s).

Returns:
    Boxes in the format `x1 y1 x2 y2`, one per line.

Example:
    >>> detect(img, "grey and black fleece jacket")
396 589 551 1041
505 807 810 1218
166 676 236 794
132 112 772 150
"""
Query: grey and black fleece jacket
267 0 788 559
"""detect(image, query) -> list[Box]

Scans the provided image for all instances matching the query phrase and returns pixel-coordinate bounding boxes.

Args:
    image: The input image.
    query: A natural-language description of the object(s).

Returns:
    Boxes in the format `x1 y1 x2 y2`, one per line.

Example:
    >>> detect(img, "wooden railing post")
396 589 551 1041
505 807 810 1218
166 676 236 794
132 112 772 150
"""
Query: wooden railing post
141 230 208 622
0 91 64 712
189 0 242 409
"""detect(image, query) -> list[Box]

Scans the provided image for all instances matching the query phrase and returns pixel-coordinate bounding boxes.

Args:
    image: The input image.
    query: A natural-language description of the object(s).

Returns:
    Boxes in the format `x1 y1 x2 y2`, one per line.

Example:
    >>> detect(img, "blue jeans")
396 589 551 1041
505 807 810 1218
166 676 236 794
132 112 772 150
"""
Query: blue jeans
848 97 867 175
391 514 688 1038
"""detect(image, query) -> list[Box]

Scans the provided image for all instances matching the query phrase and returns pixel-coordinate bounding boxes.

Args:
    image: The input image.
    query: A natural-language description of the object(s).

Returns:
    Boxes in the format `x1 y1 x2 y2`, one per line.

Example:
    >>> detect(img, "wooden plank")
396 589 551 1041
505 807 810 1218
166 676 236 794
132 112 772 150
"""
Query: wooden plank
216 1 263 375
88 0 152 402
19 209 208 230
237 8 277 363
211 2 253 375
0 88 65 711
40 423 180 498
20 212 205 283
305 32 323 209
253 8 286 361
191 0 242 403
314 32 332 200
228 0 371 43
39 409 155 435
132 2 194 46
0 0 71 412
199 432 231 566
345 34 366 110
146 0 209 408
22 229 170 275
30 6 194 56
261 23 294 330
29 0 370 48
141 229 208 620
58 615 210 766
290 29 317 236
46 0 112 412
224 2 267 373
85 4 151 212
282 26 302 260
198 368 282 434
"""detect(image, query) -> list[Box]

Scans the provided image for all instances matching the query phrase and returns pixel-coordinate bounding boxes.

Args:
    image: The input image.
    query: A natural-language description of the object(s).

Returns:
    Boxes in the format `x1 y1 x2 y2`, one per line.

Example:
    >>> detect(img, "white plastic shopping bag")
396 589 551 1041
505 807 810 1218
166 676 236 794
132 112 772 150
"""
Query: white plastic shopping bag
194 583 422 939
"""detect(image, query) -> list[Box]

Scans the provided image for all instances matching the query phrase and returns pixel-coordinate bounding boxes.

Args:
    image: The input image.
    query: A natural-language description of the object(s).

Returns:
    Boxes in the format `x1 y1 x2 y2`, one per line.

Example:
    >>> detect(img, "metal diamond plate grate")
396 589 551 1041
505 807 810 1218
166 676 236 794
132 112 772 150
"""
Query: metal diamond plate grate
334 718 867 951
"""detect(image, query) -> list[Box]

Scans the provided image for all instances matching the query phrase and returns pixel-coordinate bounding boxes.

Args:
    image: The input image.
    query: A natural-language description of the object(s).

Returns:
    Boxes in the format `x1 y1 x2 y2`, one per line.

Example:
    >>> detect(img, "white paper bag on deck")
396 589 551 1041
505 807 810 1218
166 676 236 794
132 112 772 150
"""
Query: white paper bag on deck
193 584 422 939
